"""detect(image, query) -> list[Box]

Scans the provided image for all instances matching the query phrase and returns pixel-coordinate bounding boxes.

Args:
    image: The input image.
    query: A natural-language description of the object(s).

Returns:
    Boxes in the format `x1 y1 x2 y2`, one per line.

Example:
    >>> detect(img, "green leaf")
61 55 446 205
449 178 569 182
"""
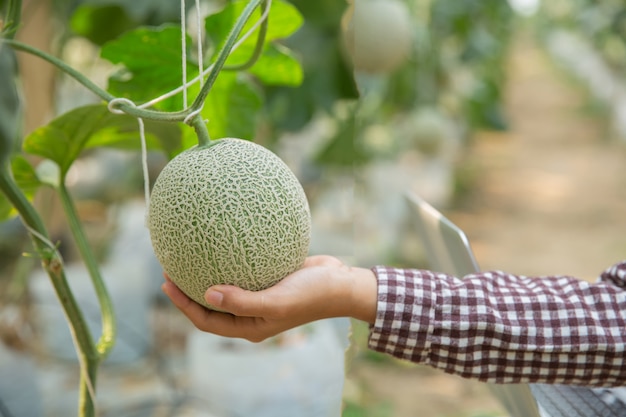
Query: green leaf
70 4 137 46
199 71 263 142
206 0 303 54
82 0 182 23
205 0 304 83
12 155 42 193
248 44 303 86
0 155 42 222
22 104 182 176
101 25 189 109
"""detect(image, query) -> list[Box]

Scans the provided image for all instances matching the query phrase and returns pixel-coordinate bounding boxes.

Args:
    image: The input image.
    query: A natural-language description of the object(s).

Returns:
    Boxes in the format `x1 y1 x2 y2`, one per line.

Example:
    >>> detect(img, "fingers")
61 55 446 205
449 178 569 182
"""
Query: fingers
303 255 343 268
161 281 212 327
161 280 274 339
162 281 280 341
205 286 269 317
162 273 267 317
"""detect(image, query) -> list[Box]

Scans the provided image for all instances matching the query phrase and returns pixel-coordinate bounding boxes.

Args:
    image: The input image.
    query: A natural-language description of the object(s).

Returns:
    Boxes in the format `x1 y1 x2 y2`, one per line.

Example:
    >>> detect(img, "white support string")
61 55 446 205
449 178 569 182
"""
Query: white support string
107 98 150 212
104 0 272 213
183 108 203 125
136 0 272 110
181 0 188 108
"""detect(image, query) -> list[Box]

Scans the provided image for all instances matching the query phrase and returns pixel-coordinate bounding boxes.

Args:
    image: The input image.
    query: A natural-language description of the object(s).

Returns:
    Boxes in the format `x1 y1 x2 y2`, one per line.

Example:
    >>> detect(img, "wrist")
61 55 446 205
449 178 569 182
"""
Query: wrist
344 266 378 324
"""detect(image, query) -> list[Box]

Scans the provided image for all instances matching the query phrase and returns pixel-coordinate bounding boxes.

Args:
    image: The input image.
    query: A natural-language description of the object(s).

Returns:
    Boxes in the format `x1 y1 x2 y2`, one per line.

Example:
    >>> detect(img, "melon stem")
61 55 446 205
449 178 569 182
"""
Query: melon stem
190 113 212 147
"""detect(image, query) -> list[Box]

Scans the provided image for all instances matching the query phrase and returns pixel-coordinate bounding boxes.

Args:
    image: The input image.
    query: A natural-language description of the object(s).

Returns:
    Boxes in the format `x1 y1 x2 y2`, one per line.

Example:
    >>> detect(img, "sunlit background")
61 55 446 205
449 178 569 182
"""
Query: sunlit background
1 0 626 416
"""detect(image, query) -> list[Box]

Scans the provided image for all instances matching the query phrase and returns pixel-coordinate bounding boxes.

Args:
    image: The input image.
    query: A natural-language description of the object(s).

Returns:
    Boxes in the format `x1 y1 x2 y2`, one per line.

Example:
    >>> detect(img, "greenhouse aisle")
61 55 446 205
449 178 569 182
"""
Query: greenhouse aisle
452 33 626 282
349 32 626 417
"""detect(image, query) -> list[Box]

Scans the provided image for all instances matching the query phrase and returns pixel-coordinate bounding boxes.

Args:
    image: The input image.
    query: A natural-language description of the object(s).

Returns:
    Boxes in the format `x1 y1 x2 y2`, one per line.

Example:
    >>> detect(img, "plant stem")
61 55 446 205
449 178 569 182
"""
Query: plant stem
0 169 98 417
223 0 269 71
78 360 99 417
3 39 114 102
58 183 116 359
190 114 211 147
1 0 22 39
3 0 266 126
1 39 190 122
190 0 264 113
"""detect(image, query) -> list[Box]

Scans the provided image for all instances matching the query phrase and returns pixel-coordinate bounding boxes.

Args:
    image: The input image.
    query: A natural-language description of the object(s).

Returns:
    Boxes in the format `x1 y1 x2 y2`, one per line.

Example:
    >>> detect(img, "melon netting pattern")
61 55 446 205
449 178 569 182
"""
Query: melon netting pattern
147 138 311 308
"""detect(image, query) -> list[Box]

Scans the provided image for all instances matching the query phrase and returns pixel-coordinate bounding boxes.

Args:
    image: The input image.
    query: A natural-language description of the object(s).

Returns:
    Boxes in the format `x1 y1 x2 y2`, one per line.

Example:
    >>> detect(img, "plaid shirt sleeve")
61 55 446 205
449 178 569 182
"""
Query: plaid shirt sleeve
368 261 626 387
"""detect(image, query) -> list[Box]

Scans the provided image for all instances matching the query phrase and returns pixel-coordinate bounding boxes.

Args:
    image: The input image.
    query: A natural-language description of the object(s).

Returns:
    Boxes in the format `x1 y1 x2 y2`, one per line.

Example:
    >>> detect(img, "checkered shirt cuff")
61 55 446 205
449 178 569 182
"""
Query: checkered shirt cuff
368 261 626 387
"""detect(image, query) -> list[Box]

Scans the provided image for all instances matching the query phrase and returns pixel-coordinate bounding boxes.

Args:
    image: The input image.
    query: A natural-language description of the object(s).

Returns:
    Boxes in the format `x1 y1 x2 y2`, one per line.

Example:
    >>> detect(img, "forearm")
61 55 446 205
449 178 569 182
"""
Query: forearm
368 262 626 387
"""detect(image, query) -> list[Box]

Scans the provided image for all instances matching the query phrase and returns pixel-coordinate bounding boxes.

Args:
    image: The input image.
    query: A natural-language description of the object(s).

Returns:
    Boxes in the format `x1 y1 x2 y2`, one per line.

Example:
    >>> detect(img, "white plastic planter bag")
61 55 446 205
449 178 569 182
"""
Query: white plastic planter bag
187 319 349 417
29 261 152 364
0 343 43 417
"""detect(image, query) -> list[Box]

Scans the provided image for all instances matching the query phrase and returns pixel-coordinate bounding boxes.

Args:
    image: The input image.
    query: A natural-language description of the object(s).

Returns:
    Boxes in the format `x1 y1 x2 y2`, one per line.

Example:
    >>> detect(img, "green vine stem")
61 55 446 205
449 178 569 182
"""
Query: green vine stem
1 0 22 39
0 39 189 122
58 183 116 358
189 0 265 114
2 0 267 127
223 0 269 72
0 169 99 417
0 1 271 416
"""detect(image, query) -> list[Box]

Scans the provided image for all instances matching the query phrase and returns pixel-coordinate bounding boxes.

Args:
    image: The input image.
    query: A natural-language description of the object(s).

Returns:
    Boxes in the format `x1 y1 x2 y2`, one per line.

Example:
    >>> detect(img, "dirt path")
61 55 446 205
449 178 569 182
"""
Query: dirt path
352 34 626 417
451 36 626 282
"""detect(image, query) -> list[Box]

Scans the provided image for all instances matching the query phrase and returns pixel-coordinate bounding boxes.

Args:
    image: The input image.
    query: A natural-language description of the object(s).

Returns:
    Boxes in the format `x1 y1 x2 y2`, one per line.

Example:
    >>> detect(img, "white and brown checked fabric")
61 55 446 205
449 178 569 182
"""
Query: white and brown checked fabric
368 261 626 387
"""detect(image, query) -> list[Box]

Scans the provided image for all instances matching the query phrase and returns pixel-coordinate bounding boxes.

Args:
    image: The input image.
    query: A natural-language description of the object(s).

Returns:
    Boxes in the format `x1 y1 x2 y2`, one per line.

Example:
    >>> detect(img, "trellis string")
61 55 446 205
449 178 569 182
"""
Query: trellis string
105 0 271 215
181 0 188 107
136 0 272 110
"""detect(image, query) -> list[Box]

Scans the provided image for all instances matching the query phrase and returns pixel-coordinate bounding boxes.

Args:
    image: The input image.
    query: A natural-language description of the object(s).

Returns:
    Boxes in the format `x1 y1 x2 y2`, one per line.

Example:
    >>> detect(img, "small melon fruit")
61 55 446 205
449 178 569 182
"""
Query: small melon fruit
341 0 413 74
147 138 311 309
406 107 454 156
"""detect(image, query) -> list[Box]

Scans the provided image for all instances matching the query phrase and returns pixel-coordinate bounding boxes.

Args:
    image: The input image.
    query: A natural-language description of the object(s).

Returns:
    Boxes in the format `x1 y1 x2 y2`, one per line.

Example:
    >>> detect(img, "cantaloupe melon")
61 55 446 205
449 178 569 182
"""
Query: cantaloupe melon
147 138 311 309
341 0 413 74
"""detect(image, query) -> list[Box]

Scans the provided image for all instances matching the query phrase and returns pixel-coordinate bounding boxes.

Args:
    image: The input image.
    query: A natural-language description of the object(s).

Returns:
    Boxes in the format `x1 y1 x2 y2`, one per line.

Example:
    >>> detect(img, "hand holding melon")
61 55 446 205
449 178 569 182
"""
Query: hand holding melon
161 255 378 342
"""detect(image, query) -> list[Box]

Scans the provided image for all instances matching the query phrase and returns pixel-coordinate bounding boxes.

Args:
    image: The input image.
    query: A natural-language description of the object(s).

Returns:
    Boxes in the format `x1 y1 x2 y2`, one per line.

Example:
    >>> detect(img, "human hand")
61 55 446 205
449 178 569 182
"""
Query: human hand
161 255 377 342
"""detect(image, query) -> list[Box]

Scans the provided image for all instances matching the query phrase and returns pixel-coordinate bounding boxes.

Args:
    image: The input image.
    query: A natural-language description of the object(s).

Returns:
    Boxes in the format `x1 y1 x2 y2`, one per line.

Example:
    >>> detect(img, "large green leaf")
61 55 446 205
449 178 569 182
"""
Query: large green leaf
70 4 137 46
101 25 190 109
73 0 182 24
196 71 263 142
205 0 304 56
22 104 182 176
205 0 304 86
249 44 303 86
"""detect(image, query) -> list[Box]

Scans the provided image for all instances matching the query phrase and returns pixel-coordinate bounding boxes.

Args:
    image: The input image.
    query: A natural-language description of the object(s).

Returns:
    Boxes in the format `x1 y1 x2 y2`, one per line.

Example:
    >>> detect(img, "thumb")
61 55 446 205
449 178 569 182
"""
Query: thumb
205 285 268 317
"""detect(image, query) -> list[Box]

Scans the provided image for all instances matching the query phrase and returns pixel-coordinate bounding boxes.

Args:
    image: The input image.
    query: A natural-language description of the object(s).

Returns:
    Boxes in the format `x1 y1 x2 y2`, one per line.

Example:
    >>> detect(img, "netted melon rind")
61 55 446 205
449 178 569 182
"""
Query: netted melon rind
147 138 311 309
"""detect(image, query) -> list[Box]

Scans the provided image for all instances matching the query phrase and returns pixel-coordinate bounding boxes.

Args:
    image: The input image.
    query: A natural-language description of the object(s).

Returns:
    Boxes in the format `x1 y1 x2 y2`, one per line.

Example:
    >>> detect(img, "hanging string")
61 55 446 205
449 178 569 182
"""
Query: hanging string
104 0 272 212
181 0 189 108
136 0 272 110
107 98 150 212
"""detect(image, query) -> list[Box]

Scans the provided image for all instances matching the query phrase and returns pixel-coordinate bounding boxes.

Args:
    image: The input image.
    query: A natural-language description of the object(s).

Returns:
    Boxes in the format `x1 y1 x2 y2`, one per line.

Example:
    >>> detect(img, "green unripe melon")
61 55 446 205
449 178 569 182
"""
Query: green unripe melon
341 0 413 74
147 138 311 309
